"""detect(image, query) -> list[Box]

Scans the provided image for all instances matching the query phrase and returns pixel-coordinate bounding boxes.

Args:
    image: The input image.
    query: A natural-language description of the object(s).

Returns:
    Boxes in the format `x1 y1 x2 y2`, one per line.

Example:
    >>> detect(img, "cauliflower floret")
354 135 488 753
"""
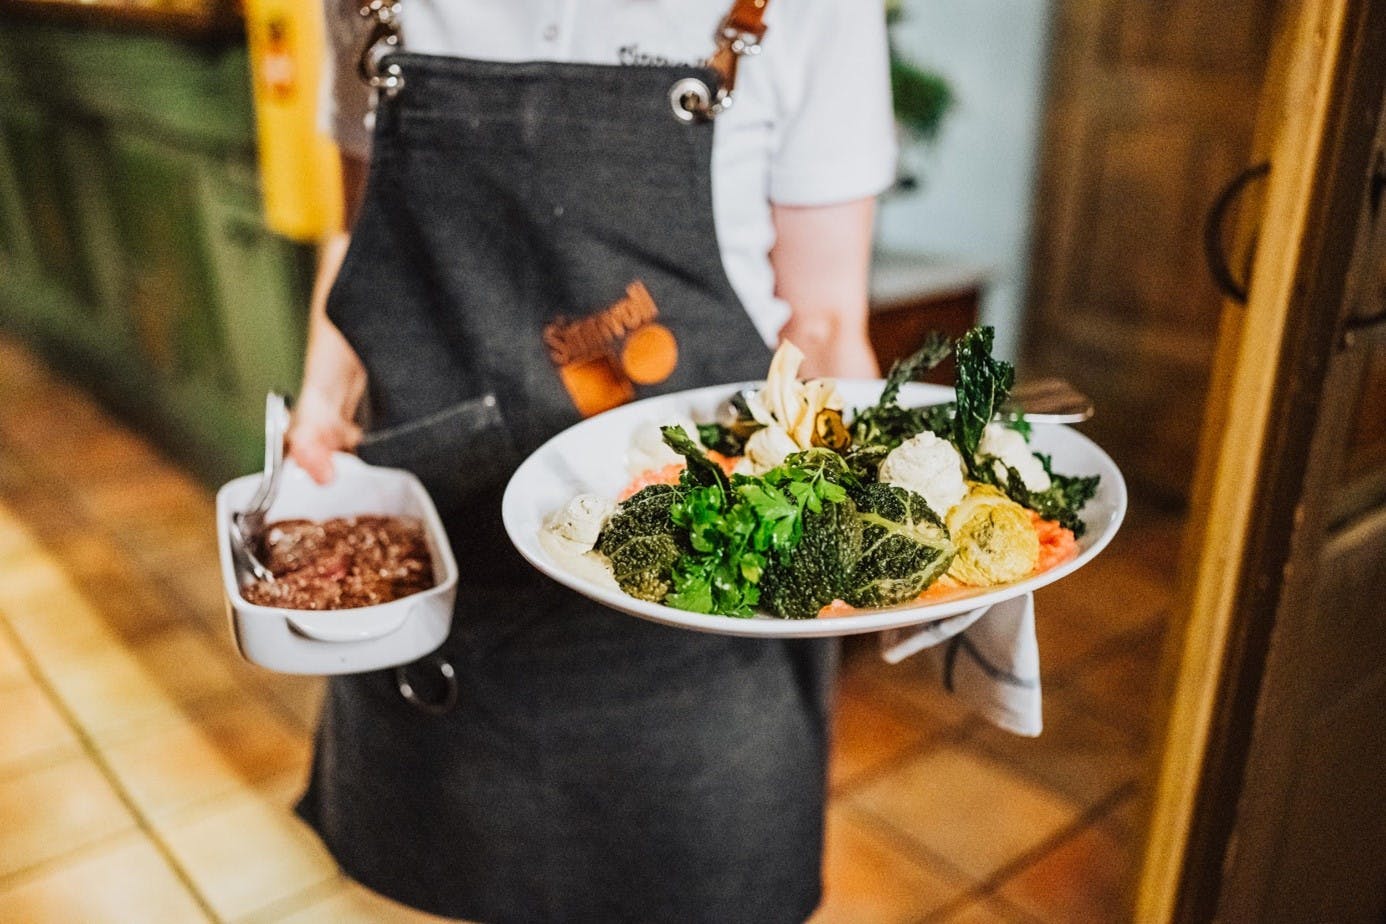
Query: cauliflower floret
627 419 700 475
741 424 800 475
979 423 1051 492
543 493 616 554
878 432 967 517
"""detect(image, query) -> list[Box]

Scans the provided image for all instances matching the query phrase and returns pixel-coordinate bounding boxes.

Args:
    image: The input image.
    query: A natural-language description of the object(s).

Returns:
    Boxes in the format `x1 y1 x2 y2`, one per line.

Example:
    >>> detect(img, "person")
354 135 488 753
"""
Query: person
287 1 896 920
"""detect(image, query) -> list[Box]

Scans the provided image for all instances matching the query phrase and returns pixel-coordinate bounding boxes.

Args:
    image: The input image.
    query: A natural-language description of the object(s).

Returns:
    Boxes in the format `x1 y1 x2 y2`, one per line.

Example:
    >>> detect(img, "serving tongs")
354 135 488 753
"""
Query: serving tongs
230 393 291 586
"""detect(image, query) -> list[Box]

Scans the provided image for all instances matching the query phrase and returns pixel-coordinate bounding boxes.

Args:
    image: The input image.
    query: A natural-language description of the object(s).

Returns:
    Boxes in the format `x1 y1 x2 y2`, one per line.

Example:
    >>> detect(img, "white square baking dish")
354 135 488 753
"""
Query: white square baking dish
216 452 458 675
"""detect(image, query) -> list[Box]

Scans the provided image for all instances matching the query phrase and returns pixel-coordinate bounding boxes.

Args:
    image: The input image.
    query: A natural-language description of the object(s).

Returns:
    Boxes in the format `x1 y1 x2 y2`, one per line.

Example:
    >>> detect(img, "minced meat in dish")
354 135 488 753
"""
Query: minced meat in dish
243 516 435 610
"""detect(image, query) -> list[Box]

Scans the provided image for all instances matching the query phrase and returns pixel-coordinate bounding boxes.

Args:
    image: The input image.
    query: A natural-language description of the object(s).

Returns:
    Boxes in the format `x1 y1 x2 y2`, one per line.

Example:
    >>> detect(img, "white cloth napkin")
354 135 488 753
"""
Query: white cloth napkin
877 592 1042 737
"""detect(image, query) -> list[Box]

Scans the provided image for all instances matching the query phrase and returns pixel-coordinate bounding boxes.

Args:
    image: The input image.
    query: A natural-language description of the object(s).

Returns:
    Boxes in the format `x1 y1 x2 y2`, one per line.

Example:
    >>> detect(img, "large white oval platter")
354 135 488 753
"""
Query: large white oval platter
502 381 1127 638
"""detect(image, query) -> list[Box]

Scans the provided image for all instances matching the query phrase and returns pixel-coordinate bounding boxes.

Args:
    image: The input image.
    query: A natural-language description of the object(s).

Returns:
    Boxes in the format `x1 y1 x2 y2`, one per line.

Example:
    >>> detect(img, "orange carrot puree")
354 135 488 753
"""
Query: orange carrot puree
618 452 740 500
817 577 975 618
1031 511 1079 573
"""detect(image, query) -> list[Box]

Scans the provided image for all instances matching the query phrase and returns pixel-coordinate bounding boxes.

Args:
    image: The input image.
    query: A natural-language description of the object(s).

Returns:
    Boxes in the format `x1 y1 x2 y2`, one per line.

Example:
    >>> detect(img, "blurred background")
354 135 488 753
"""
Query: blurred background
2 1 1381 922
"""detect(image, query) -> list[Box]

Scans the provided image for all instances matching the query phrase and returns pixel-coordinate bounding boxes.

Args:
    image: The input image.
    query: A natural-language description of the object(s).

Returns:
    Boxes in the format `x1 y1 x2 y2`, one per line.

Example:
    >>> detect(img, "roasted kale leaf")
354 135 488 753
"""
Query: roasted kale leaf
952 326 1016 473
849 332 952 451
977 453 1099 538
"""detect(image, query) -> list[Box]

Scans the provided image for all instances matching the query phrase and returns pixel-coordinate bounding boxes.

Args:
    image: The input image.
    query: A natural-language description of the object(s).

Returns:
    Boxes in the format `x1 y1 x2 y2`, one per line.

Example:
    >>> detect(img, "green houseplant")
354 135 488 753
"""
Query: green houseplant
886 1 954 191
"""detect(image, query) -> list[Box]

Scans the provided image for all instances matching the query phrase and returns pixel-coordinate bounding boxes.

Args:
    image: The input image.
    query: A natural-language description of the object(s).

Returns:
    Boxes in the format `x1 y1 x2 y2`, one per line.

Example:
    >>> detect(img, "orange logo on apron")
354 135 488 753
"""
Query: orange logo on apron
543 280 679 417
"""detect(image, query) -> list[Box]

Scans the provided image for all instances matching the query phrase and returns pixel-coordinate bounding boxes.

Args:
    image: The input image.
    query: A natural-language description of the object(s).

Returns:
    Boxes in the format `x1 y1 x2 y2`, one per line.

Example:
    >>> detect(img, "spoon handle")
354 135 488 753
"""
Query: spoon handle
1006 378 1094 424
243 393 290 519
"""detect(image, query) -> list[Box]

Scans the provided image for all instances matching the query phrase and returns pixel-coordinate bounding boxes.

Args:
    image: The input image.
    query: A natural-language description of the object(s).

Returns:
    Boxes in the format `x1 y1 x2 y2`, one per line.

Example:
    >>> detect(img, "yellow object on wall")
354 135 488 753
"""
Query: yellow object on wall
245 0 343 241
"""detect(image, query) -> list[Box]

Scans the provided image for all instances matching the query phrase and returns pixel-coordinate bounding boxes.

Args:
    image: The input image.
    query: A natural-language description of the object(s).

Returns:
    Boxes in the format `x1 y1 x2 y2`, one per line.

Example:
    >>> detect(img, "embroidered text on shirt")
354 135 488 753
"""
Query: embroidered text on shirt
618 44 702 68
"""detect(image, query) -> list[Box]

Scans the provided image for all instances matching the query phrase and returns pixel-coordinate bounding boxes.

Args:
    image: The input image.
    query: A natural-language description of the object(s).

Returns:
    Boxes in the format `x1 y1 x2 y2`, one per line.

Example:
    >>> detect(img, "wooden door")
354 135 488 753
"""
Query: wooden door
1139 2 1386 919
1024 0 1279 502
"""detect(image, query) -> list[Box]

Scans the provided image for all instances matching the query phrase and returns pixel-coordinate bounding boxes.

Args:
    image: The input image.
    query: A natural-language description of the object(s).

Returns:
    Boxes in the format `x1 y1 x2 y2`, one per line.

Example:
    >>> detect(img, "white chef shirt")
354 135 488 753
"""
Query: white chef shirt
321 0 897 344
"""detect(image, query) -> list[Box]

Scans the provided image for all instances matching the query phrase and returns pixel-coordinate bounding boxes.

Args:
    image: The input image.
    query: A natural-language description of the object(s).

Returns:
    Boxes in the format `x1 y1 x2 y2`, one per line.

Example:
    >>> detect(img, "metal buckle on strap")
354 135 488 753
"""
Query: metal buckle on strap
670 77 728 124
670 14 765 122
358 0 405 99
720 24 764 57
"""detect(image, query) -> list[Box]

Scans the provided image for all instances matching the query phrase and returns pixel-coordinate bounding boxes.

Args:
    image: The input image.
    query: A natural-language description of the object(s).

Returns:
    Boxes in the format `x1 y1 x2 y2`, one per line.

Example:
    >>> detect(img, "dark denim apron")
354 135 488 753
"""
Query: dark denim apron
296 14 836 923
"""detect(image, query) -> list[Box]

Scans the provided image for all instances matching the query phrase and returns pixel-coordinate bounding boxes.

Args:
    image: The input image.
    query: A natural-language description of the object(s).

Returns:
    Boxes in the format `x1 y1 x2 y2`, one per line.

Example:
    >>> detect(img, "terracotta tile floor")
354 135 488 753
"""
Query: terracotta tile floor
0 336 1182 922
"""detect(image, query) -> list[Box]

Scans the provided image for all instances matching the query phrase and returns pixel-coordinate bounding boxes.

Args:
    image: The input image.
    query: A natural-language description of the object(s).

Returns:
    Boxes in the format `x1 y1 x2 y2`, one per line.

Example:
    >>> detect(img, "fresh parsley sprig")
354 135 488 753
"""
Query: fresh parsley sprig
665 461 848 617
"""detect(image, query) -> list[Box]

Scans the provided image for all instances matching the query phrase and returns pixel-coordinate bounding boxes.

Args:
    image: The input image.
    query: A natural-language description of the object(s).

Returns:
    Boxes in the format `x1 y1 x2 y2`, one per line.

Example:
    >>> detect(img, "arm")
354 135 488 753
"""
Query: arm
286 154 370 484
770 197 880 380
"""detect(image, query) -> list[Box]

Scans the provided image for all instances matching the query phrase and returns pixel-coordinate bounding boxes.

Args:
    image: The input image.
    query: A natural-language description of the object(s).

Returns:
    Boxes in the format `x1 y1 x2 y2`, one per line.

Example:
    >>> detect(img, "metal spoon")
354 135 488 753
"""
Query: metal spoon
1004 378 1094 425
231 393 290 585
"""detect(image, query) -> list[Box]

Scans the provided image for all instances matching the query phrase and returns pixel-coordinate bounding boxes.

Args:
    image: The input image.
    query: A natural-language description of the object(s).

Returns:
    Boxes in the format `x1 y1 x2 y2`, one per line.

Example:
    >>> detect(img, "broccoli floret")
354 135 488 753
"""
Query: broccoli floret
758 492 863 619
606 534 684 601
845 483 956 608
595 485 689 602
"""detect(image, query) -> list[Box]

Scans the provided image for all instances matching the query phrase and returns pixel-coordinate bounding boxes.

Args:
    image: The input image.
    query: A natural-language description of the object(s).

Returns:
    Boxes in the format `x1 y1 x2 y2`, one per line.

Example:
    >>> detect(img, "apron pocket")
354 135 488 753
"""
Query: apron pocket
356 394 520 517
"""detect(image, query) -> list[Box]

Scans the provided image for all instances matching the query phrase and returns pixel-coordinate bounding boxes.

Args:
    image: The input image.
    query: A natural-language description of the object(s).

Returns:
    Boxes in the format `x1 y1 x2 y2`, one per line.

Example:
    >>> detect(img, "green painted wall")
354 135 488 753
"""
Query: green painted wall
0 17 312 484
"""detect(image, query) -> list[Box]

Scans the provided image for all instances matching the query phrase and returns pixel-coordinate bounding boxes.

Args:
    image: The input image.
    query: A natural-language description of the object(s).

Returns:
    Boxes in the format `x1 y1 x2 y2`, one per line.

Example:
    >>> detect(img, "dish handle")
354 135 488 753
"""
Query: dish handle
284 607 410 643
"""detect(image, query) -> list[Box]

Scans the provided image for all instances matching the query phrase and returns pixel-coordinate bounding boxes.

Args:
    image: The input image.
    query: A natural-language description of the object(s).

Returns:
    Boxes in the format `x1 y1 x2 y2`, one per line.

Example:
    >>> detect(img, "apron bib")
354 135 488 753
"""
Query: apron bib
296 6 839 922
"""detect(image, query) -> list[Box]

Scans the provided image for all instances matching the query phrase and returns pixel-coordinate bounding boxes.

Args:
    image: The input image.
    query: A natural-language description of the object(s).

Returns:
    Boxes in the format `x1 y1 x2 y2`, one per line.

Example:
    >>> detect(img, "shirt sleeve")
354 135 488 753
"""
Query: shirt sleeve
319 0 374 160
767 0 898 206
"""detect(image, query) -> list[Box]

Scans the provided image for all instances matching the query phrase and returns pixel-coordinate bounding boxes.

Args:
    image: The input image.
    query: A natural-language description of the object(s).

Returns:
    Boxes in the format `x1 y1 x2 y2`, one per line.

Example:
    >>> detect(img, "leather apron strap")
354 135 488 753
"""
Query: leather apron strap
356 0 773 120
701 0 771 112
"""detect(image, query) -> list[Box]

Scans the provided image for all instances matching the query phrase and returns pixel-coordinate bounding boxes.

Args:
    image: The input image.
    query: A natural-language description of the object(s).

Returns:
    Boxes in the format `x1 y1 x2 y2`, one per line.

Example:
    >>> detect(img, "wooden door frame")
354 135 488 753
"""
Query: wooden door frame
1137 0 1385 919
